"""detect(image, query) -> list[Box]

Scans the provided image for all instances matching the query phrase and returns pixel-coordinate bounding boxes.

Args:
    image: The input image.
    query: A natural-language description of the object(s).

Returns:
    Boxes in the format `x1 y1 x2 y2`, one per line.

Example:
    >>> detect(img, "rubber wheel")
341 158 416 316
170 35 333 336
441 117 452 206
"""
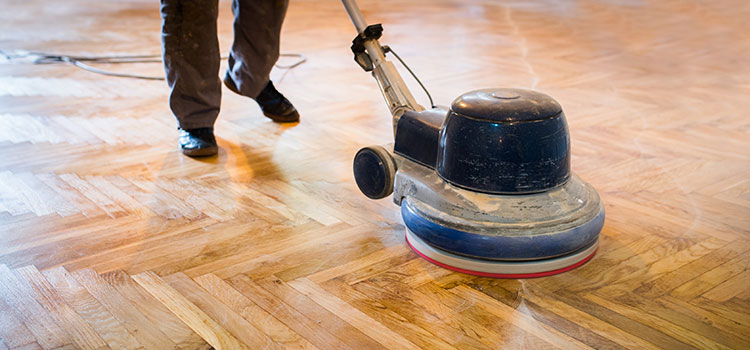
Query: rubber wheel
353 146 397 199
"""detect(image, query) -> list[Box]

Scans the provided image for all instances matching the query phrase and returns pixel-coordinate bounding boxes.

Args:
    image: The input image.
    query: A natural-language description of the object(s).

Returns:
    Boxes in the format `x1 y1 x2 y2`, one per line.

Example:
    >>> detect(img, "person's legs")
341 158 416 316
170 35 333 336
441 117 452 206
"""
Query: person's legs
225 0 287 98
225 0 299 122
160 0 221 130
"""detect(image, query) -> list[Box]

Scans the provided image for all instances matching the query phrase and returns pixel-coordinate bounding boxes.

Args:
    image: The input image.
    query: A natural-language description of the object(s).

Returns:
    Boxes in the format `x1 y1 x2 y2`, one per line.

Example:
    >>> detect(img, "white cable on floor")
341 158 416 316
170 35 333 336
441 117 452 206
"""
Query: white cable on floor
0 49 306 81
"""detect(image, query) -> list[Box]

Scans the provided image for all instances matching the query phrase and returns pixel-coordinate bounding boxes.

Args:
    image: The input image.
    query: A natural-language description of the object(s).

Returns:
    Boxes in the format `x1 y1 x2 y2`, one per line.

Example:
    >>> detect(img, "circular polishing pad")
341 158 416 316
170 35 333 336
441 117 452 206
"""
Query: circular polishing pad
405 228 598 278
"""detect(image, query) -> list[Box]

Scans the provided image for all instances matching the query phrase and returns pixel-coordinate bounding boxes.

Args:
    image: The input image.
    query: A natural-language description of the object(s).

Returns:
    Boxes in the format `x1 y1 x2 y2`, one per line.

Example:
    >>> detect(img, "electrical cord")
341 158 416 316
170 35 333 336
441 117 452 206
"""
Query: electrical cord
0 49 306 81
275 53 307 69
39 53 166 80
382 45 435 109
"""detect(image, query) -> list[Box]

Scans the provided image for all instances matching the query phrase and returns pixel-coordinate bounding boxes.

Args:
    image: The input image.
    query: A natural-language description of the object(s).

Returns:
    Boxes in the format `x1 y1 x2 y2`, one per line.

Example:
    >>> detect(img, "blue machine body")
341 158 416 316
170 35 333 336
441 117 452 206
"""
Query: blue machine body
354 88 605 272
401 198 604 260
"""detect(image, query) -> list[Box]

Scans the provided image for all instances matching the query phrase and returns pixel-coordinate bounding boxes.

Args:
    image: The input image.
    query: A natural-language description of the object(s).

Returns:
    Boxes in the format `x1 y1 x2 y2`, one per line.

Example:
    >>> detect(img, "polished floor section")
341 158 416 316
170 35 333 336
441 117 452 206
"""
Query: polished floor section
0 0 748 349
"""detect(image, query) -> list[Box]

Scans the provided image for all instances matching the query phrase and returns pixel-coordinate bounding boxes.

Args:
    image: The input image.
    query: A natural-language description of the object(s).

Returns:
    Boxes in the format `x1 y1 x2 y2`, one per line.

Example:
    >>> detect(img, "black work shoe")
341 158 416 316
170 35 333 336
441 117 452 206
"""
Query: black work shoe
255 81 300 123
178 127 218 157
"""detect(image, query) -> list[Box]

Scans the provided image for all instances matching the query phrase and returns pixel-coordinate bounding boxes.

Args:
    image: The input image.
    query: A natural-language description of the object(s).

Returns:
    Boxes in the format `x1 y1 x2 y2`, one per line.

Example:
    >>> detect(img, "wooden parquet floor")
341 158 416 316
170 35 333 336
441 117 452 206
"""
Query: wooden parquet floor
0 0 748 348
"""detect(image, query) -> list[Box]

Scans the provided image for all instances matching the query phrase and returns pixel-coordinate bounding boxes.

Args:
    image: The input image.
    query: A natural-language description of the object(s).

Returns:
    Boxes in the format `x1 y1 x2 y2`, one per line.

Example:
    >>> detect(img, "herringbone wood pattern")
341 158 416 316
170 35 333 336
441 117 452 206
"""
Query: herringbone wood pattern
0 0 748 349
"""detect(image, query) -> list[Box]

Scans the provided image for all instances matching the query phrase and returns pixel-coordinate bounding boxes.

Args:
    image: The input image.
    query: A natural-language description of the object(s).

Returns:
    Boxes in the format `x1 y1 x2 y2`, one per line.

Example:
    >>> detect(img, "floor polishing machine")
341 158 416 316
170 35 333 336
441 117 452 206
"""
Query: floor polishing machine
343 0 605 278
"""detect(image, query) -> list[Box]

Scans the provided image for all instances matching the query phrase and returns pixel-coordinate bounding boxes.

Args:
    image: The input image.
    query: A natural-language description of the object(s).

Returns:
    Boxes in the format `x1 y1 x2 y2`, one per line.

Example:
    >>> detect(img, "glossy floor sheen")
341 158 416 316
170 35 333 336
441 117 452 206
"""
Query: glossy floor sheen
0 0 748 349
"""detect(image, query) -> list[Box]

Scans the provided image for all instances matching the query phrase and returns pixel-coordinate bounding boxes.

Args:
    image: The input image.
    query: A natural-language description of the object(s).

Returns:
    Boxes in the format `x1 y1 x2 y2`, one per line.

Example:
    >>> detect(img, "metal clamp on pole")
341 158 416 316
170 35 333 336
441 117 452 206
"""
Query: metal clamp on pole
351 24 383 71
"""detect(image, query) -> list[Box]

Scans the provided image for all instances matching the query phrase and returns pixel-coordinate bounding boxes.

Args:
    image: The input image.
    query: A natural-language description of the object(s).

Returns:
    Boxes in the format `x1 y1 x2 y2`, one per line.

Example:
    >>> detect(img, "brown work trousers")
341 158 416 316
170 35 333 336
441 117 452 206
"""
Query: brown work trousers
160 0 288 129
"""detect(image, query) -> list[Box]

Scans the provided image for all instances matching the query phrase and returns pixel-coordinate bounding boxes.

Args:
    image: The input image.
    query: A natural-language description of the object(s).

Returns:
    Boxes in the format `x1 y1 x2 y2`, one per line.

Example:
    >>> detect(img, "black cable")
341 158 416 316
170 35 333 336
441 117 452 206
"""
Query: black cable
382 45 435 109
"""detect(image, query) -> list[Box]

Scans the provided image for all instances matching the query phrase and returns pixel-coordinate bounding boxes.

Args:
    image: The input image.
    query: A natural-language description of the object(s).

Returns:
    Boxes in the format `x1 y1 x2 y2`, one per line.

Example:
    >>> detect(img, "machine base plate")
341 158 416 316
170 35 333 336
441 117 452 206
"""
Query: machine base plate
406 228 598 278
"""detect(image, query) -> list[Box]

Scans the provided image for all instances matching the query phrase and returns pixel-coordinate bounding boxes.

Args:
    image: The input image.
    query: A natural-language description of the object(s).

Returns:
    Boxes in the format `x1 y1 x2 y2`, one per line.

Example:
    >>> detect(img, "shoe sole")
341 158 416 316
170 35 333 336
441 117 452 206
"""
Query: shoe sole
182 146 218 157
264 111 300 123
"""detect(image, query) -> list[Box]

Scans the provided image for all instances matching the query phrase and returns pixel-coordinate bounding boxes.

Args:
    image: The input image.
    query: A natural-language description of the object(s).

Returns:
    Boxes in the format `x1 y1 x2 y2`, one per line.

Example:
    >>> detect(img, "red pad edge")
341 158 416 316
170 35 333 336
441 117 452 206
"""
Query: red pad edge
406 235 597 279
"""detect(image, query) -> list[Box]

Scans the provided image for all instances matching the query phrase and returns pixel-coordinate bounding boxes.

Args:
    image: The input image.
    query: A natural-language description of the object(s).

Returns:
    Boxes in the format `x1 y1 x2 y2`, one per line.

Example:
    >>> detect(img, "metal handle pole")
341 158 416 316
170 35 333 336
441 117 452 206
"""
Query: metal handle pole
341 0 368 34
341 0 424 121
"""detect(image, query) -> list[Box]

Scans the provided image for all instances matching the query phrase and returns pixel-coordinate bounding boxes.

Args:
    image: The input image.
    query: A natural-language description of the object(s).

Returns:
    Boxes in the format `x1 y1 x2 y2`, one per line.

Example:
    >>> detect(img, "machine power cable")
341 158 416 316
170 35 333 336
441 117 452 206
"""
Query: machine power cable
382 45 435 109
0 50 306 81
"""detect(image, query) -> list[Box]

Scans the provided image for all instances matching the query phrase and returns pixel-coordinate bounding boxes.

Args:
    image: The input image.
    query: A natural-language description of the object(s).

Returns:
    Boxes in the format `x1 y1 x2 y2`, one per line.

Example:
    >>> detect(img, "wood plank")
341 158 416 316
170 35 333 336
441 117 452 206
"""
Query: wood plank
132 271 247 350
587 292 731 350
146 220 303 277
519 288 666 350
320 278 458 350
35 173 105 218
202 222 365 279
0 172 57 216
0 297 36 349
101 270 208 350
193 273 318 350
72 269 178 350
0 265 70 349
553 290 699 350
689 296 750 327
349 279 501 350
61 217 216 273
635 239 750 298
610 291 750 349
460 279 625 350
85 175 154 218
254 275 386 350
59 173 126 218
161 272 279 350
87 218 261 275
671 254 750 300
255 180 343 226
0 215 145 270
11 342 43 350
287 277 420 350
228 274 356 350
16 172 75 217
42 267 142 350
306 244 411 284
0 171 32 216
701 270 750 302
13 266 108 350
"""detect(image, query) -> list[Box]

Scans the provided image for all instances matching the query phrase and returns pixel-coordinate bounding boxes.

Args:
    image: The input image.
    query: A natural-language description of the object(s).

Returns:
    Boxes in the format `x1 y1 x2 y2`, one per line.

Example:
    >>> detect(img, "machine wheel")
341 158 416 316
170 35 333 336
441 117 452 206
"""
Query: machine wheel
353 146 396 199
